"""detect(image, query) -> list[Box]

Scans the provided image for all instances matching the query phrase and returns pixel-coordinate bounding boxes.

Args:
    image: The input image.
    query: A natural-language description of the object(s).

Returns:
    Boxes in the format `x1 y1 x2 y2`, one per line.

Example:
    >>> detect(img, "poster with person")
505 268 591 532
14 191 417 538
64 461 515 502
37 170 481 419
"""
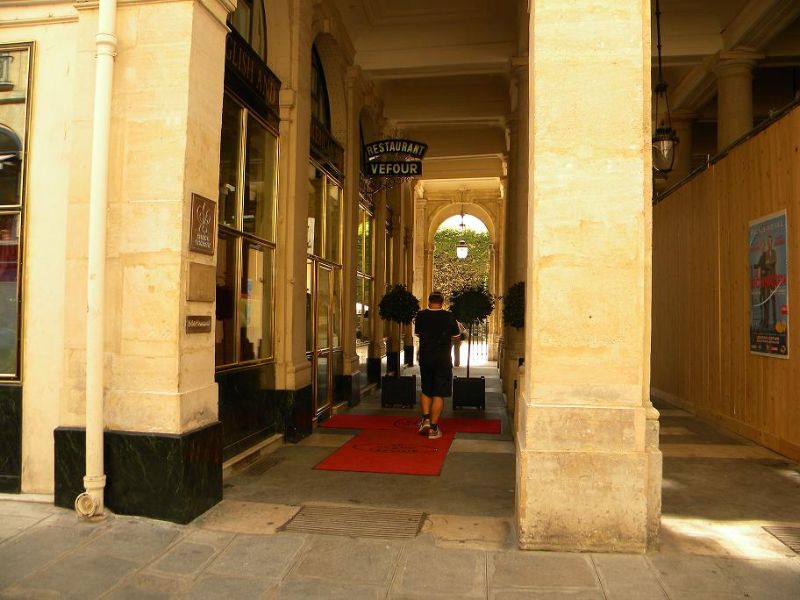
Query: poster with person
749 210 789 357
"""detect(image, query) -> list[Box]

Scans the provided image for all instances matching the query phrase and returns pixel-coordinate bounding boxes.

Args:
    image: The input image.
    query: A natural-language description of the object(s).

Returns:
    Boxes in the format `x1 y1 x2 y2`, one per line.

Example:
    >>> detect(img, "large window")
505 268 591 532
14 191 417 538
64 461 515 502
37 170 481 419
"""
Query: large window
310 46 331 129
307 165 342 263
230 0 267 61
0 44 31 379
216 93 279 369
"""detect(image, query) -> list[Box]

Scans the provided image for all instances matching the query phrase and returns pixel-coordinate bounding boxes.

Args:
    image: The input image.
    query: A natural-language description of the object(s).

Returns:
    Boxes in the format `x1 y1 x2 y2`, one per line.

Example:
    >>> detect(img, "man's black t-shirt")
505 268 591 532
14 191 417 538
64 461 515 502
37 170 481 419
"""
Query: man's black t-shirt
415 309 460 364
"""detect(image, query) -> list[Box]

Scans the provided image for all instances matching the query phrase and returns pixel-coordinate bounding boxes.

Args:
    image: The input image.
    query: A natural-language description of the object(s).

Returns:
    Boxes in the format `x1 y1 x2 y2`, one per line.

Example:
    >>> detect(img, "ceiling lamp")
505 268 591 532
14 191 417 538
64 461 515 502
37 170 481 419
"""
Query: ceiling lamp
652 0 678 174
456 208 468 259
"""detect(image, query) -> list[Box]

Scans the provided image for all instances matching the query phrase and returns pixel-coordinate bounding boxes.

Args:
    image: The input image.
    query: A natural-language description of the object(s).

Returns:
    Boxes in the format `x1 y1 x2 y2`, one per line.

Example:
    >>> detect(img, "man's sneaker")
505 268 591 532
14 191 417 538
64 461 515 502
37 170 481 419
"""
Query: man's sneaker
428 426 442 440
417 418 431 435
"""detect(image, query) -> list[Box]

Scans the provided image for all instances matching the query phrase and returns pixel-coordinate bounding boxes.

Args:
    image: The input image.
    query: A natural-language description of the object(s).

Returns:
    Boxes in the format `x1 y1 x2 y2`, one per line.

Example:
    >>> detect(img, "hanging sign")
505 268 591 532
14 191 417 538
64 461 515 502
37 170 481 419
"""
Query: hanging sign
364 139 428 160
749 210 789 358
366 161 422 177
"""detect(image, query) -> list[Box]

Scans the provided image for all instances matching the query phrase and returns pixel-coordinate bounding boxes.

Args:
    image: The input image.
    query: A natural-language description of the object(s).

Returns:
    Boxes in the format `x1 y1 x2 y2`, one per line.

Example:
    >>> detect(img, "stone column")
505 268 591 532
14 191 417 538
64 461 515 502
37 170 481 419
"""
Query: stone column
58 0 236 523
501 57 529 413
519 0 660 552
669 111 695 183
340 68 364 397
368 190 387 385
715 49 762 150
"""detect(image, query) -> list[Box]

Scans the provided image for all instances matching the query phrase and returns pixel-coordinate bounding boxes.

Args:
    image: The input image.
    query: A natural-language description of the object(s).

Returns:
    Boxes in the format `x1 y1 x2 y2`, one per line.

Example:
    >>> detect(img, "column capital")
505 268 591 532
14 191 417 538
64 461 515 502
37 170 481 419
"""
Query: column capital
712 48 764 78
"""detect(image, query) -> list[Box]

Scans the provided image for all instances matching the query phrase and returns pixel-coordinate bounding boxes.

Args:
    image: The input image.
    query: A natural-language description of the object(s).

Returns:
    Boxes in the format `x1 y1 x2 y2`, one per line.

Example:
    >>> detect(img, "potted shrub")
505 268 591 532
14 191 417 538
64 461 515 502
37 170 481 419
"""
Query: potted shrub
449 284 495 410
378 284 420 408
502 281 525 330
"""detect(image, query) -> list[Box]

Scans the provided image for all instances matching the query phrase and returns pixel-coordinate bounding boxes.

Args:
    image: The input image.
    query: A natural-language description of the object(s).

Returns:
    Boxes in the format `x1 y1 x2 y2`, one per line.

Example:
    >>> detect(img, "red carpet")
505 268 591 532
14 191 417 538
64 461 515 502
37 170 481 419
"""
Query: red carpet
320 414 501 434
314 429 455 476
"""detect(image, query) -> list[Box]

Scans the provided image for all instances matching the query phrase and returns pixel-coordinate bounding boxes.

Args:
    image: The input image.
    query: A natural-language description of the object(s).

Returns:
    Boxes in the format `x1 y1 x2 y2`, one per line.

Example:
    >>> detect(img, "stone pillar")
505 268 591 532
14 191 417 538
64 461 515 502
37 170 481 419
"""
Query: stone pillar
368 190 387 385
519 0 660 552
58 0 235 523
669 111 695 183
341 68 364 394
501 57 529 413
715 49 761 150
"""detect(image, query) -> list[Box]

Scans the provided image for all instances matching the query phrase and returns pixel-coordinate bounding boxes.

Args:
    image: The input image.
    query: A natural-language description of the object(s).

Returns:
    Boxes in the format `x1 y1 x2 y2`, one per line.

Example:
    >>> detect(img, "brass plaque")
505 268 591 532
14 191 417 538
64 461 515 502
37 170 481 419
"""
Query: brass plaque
187 262 216 302
186 315 212 334
189 193 216 255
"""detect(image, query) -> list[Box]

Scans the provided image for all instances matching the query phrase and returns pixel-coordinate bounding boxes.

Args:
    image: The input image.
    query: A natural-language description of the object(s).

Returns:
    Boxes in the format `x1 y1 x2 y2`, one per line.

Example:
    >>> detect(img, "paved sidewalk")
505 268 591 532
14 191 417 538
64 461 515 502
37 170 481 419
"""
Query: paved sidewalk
1 496 799 599
2 362 800 599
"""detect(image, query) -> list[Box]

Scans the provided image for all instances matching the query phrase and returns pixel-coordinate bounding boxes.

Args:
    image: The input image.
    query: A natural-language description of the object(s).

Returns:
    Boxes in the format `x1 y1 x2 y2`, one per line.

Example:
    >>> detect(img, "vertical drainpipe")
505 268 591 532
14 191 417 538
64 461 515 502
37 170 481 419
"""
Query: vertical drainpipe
75 0 117 519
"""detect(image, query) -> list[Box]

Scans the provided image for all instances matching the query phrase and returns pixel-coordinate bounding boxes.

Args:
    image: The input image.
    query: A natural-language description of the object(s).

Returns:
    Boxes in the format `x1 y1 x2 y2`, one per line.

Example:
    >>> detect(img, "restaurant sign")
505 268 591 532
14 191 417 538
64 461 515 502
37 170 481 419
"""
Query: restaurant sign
189 194 216 256
364 138 427 178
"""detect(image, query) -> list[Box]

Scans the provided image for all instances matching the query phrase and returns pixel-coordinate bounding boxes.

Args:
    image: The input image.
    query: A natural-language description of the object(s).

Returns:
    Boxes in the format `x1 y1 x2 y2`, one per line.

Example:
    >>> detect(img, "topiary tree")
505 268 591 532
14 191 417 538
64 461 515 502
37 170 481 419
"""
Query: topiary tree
378 284 420 377
449 284 495 377
502 281 525 329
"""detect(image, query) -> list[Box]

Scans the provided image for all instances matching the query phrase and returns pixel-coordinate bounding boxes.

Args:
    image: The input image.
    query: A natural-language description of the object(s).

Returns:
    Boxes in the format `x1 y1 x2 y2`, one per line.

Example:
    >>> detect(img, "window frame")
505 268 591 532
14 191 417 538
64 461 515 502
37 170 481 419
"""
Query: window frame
215 92 279 372
0 42 33 381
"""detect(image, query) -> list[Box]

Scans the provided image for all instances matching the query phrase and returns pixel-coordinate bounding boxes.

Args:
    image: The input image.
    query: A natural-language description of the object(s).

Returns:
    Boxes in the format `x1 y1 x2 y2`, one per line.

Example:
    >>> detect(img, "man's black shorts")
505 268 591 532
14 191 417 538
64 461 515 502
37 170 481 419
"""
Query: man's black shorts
419 357 453 398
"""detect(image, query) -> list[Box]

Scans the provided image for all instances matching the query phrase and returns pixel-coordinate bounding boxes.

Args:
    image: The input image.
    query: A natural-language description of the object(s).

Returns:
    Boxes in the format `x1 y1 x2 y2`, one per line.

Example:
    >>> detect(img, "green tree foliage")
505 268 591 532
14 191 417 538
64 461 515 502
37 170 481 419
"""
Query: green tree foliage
432 228 491 304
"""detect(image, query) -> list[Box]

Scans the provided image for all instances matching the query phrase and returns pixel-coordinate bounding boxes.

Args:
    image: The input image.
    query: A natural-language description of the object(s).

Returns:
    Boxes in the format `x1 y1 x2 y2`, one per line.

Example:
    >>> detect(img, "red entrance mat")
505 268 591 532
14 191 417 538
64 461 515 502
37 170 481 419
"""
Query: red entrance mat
320 414 501 434
314 429 455 476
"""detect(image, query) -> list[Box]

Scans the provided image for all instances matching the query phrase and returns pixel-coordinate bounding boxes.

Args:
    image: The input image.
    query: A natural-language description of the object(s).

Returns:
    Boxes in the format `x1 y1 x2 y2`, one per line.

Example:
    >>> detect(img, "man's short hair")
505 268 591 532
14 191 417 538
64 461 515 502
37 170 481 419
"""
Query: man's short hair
428 291 445 304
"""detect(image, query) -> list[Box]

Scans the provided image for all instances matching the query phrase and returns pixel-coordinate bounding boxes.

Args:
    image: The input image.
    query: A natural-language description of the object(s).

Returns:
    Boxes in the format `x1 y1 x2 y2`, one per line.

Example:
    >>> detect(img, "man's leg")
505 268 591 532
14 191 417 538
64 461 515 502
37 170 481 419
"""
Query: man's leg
420 393 431 417
430 396 444 425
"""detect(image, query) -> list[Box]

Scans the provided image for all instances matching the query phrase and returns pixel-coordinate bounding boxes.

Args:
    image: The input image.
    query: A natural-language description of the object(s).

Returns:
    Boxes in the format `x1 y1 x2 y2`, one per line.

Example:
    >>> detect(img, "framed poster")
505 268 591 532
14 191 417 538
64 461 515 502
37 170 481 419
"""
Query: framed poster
749 210 789 358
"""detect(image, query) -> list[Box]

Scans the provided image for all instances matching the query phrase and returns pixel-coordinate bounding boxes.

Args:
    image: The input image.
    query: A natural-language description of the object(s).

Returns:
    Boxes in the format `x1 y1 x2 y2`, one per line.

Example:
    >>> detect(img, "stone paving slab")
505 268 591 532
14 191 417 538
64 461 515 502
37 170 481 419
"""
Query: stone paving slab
592 554 668 599
287 535 402 586
488 551 599 590
5 547 139 599
204 533 306 580
391 544 486 598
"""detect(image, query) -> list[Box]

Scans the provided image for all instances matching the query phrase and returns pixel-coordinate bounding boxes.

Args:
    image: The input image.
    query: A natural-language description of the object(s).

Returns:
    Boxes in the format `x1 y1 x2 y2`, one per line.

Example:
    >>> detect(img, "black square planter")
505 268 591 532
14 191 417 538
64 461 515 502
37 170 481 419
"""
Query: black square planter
381 375 417 409
453 376 486 410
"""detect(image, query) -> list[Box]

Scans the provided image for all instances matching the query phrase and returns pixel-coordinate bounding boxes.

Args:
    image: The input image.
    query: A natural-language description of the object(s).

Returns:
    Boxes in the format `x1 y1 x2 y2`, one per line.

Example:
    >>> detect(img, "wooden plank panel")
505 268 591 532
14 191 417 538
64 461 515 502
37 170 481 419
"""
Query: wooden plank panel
653 106 800 460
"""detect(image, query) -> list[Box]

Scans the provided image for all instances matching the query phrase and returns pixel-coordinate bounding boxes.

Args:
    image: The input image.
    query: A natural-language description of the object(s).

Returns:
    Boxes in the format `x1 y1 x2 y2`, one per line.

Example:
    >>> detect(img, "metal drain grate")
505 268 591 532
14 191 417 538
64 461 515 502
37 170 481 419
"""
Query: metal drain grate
763 526 800 553
280 505 426 539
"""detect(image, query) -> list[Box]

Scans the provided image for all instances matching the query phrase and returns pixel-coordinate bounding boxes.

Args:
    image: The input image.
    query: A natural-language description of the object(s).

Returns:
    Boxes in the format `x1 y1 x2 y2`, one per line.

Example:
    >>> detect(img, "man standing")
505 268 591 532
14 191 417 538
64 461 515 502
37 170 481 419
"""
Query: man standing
414 291 461 439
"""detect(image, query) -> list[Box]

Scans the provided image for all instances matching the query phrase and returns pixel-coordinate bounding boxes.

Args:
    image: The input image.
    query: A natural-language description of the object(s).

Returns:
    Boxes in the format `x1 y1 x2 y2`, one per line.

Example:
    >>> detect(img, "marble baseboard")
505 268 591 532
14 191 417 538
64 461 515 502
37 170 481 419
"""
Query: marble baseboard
216 363 282 461
367 357 382 386
54 422 222 524
275 385 313 444
335 373 361 407
0 384 21 493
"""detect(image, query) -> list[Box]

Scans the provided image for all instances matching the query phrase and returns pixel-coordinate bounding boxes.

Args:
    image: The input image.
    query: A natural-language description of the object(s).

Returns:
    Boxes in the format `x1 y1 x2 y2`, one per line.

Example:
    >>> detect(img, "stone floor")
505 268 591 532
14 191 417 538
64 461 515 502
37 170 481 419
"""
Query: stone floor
1 362 799 599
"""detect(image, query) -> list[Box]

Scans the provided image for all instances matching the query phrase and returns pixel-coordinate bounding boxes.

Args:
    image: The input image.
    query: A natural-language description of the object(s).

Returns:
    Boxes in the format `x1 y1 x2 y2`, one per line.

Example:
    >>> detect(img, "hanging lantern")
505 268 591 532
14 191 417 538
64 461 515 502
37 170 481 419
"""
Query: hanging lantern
456 239 468 259
652 0 679 175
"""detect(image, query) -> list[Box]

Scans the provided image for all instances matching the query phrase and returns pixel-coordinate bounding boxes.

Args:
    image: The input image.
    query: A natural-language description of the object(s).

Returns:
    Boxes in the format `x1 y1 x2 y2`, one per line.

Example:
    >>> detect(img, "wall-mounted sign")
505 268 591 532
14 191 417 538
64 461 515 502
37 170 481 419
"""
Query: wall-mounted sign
186 315 212 334
189 194 216 256
225 28 281 128
749 210 789 358
364 139 428 160
366 161 422 177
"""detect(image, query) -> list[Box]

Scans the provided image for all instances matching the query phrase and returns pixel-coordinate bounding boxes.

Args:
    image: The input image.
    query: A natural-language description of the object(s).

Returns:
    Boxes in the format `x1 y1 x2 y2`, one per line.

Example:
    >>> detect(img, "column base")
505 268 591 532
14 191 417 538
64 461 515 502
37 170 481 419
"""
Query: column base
367 357 382 387
516 448 650 553
54 422 222 524
335 373 362 407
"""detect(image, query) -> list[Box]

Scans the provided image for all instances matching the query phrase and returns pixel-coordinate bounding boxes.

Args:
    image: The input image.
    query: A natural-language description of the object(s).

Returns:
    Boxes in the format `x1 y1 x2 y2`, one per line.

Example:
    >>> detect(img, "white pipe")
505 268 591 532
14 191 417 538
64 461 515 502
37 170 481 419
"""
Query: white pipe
78 0 117 519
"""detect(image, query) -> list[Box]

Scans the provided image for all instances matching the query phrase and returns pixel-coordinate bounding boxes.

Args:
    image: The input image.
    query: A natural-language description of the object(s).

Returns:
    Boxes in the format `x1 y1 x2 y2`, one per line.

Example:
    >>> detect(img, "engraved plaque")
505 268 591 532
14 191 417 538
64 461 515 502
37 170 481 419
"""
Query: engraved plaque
189 194 216 255
186 315 212 334
187 262 216 302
